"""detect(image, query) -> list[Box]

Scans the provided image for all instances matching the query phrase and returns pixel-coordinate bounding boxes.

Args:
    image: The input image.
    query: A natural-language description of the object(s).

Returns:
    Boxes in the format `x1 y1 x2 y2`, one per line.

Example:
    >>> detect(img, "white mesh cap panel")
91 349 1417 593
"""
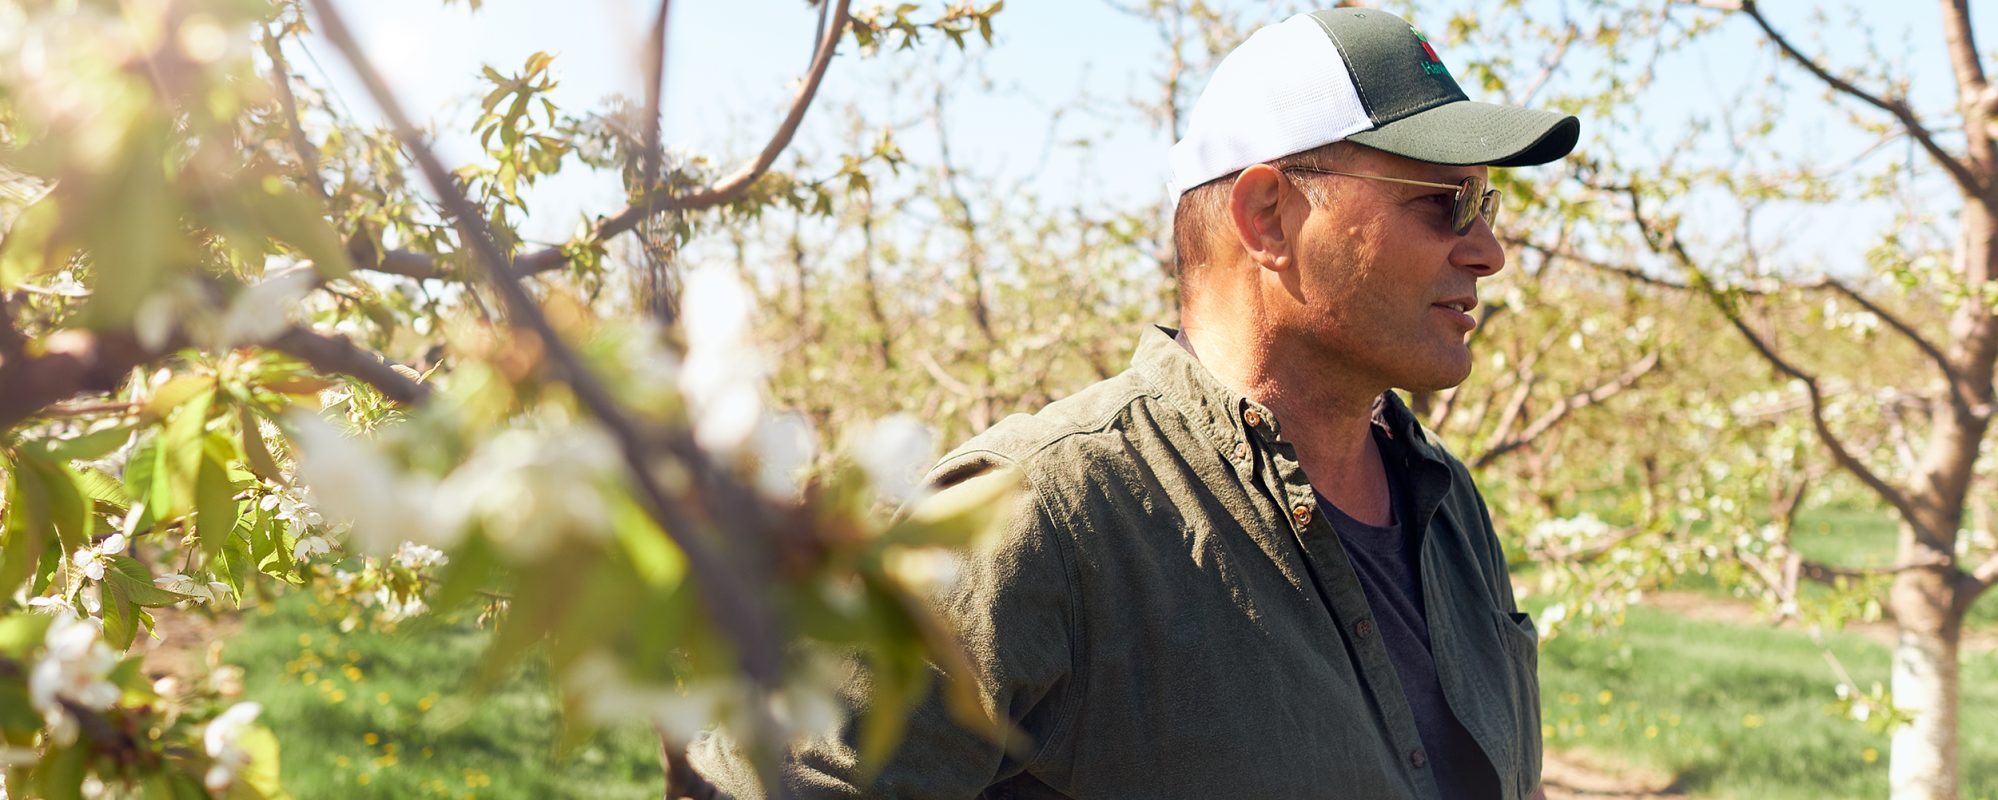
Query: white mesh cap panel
1165 14 1372 197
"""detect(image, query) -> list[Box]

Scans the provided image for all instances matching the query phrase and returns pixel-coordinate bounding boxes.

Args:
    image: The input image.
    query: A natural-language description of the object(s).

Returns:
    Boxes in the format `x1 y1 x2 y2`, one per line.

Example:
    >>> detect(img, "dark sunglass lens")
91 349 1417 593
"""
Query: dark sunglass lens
1452 178 1481 234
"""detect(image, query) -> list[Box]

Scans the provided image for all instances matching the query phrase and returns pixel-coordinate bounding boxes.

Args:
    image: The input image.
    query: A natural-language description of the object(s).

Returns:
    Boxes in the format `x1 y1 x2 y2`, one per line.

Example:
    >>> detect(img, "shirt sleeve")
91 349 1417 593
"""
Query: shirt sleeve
686 460 1081 799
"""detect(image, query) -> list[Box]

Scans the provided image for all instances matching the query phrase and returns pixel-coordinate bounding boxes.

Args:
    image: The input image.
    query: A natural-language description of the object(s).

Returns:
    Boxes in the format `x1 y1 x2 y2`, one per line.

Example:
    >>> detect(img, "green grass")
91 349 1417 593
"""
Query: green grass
224 592 664 800
1634 503 1998 629
223 560 1998 800
1539 603 1998 800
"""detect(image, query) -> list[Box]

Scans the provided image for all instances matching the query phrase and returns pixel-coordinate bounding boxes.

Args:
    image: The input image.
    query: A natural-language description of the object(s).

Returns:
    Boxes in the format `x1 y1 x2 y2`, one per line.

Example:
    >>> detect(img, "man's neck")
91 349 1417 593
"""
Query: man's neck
1181 321 1394 525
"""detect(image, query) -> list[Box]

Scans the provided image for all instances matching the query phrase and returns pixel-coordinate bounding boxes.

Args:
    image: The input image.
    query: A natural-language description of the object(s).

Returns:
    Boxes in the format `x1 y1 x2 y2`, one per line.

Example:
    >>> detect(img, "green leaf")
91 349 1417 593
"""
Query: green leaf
123 437 171 531
0 681 41 736
100 583 140 650
232 725 287 800
523 50 554 76
0 615 54 658
237 406 287 485
42 424 135 462
479 546 598 689
37 741 87 800
610 492 685 589
433 532 497 611
144 374 215 419
104 555 192 607
248 176 352 279
196 440 240 561
74 468 132 509
883 466 1020 548
0 193 67 290
18 451 91 556
162 387 217 521
1 464 55 598
80 124 175 331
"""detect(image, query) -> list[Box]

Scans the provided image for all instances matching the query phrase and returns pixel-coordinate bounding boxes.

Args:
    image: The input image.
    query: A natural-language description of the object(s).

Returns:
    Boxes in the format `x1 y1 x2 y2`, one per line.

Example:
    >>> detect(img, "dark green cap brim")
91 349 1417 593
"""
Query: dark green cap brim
1346 100 1579 167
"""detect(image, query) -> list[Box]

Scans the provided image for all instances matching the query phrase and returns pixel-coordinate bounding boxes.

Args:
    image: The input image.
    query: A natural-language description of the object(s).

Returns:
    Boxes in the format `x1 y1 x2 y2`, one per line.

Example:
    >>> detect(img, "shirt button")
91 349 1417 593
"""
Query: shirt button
1292 504 1313 526
1243 408 1264 428
1410 749 1428 769
1233 441 1250 460
1354 619 1374 639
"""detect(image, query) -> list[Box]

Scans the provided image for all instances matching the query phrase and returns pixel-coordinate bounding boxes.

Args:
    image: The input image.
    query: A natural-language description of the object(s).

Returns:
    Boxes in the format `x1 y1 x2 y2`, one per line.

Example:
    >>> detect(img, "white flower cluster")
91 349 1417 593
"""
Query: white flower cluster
68 533 125 582
154 573 232 605
1820 298 1882 336
259 482 339 563
30 616 120 745
203 702 262 793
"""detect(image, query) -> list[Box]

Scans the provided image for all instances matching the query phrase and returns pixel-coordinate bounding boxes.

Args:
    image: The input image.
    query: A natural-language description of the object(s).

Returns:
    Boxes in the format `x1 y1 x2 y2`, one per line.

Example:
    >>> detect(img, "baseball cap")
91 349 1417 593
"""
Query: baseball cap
1166 8 1580 196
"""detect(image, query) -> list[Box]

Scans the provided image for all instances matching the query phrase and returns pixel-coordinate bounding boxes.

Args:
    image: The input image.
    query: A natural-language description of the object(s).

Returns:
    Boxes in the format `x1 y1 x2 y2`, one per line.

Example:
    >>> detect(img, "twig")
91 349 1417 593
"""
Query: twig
1696 0 1985 195
639 0 672 230
336 0 851 286
1474 351 1660 469
307 0 784 696
261 28 329 199
267 326 429 405
1621 186 1923 524
1514 22 1578 107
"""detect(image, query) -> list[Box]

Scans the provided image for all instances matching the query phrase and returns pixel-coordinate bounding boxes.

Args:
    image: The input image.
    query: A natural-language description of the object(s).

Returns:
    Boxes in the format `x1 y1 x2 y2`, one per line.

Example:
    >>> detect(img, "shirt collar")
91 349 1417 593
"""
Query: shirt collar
1138 325 1447 468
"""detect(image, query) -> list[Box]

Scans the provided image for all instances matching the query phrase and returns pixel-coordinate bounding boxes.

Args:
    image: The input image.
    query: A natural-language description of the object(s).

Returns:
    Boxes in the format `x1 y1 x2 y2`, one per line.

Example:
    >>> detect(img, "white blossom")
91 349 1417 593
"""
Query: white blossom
372 587 428 622
202 702 262 793
69 533 126 583
563 651 742 743
678 269 766 453
434 422 619 561
216 268 314 348
292 535 332 562
30 616 120 745
154 573 231 605
392 541 448 571
289 414 454 555
853 414 935 505
752 412 818 500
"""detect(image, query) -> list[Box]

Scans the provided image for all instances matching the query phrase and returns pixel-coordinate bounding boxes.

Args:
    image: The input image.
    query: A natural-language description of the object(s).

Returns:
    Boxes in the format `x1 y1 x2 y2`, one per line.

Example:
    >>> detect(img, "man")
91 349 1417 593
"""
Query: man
692 8 1577 798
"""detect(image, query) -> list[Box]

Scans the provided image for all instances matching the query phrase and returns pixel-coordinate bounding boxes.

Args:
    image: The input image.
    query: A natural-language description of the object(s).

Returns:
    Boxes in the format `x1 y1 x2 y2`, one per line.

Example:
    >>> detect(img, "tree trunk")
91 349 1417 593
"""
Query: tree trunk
1886 543 1966 800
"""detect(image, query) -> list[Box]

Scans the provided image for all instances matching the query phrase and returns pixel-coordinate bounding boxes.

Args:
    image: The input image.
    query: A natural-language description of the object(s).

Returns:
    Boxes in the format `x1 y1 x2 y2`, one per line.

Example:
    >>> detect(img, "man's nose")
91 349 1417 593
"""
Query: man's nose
1450 217 1505 278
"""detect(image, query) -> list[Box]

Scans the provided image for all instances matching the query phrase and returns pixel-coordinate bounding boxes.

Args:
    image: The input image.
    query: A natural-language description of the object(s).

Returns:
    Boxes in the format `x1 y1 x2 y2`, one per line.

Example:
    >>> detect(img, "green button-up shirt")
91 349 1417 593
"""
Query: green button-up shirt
692 326 1542 799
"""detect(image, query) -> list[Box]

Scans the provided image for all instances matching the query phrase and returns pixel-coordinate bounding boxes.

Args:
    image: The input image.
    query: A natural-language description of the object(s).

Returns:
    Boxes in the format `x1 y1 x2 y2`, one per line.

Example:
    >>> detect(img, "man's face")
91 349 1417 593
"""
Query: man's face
1275 147 1506 393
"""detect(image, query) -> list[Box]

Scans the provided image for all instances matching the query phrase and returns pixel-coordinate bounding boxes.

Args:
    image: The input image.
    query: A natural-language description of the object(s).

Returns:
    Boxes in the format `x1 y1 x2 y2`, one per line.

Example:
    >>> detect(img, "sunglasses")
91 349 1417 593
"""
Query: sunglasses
1279 166 1501 236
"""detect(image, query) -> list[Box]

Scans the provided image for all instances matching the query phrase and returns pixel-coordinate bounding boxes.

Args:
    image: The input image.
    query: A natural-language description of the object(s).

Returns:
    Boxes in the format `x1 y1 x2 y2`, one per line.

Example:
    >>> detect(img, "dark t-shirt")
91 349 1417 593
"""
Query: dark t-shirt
1317 426 1500 800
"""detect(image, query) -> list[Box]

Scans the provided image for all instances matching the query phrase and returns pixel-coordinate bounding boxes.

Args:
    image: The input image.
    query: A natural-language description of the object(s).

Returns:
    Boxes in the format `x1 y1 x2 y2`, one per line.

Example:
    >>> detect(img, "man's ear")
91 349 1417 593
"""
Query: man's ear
1228 164 1294 272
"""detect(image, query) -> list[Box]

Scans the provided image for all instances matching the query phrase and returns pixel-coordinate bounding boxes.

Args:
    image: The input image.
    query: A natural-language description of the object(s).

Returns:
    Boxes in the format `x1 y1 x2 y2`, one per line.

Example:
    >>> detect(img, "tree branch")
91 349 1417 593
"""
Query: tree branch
341 0 850 286
1474 350 1660 469
261 27 328 200
0 329 163 433
1936 0 1995 173
1708 0 1985 194
1794 552 1956 586
267 326 429 405
1817 277 1964 405
1620 185 1922 523
308 0 784 693
1973 550 1998 595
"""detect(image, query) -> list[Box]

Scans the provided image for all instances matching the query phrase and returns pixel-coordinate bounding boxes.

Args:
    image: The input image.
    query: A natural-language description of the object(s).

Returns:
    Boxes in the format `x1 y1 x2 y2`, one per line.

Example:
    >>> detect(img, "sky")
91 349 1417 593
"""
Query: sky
289 0 1974 274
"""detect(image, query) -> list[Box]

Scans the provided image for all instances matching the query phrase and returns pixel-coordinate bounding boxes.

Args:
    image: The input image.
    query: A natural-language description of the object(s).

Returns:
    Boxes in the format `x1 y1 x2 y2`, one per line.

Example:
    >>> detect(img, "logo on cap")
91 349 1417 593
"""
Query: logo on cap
1412 27 1447 76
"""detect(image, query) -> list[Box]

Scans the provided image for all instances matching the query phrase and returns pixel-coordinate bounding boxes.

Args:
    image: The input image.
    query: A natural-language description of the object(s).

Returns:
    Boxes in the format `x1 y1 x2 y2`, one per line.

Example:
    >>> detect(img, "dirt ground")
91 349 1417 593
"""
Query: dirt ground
1541 748 1685 799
